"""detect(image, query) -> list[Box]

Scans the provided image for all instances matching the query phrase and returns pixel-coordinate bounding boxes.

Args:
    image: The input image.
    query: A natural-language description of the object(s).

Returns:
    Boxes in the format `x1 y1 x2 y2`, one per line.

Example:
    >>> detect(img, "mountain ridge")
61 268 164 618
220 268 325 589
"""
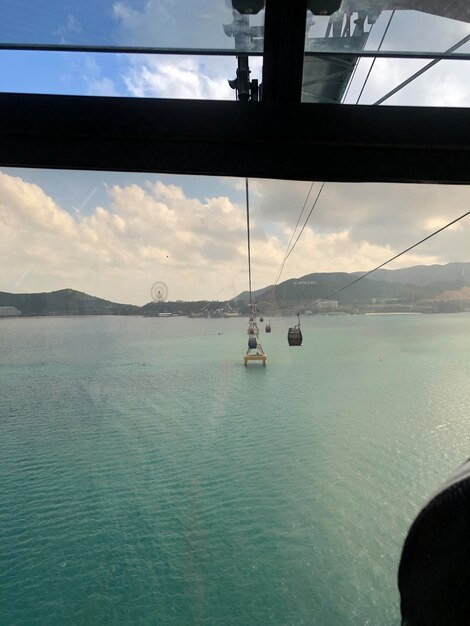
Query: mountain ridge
0 288 140 316
352 262 470 286
233 262 470 302
1 263 469 317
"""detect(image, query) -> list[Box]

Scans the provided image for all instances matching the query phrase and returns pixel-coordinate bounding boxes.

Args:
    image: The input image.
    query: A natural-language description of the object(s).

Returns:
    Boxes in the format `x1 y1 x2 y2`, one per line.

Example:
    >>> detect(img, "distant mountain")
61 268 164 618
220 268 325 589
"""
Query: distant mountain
2 262 469 318
254 272 418 306
232 284 274 302
232 263 470 312
354 262 470 288
0 289 140 316
0 289 232 318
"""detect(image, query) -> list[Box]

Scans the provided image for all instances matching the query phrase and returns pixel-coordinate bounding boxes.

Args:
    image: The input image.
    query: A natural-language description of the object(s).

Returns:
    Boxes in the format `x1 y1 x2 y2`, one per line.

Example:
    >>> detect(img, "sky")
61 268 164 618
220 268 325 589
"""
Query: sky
0 2 468 304
1 169 469 305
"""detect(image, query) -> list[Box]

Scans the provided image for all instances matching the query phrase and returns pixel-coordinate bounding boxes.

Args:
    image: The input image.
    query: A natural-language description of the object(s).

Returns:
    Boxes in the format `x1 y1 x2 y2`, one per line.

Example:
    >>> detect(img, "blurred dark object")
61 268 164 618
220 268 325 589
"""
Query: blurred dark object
231 0 265 14
399 459 470 625
307 0 342 15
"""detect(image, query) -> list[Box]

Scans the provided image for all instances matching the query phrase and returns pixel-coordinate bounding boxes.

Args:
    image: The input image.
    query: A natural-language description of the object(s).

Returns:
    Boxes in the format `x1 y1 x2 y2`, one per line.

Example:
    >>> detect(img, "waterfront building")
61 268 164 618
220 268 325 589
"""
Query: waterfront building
0 306 21 317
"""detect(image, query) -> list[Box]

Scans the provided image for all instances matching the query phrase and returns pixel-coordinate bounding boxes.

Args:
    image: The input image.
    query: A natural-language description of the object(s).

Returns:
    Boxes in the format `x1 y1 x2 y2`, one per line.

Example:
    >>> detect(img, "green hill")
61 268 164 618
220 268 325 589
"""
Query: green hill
0 289 140 316
233 263 470 312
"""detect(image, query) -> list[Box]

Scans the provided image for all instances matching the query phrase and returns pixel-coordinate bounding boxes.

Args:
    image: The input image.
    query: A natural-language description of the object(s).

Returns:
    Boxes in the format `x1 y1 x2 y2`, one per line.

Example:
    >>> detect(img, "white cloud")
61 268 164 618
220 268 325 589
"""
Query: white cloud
0 172 258 302
331 10 470 107
55 14 82 44
269 226 441 284
347 56 470 107
424 216 464 232
87 77 120 97
112 0 237 49
123 56 233 100
112 0 261 101
250 179 470 260
0 171 467 304
81 57 120 97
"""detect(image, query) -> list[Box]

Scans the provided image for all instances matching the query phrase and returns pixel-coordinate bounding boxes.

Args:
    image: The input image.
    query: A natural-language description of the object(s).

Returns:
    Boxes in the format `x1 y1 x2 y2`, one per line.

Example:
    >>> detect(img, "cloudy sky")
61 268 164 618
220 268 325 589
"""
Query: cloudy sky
1 168 468 304
0 2 468 304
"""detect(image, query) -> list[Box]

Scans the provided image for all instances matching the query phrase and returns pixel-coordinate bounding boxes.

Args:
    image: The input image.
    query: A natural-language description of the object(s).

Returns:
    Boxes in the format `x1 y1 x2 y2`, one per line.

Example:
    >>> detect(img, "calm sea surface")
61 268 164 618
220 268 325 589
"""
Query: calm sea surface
1 314 470 625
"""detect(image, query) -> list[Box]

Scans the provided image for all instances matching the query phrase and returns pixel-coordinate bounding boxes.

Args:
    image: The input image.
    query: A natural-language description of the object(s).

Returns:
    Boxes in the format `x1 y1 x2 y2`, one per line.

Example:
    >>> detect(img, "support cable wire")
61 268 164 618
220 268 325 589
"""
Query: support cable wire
271 181 325 300
283 182 325 267
342 15 378 103
315 209 470 306
374 33 470 105
273 181 315 286
355 10 395 104
341 53 361 104
245 177 253 305
274 181 325 286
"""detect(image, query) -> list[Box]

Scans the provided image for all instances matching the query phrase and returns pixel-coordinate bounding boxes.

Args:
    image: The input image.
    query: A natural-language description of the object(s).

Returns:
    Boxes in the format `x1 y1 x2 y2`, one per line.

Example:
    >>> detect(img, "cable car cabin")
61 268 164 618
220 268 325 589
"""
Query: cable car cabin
288 315 302 346
265 323 271 333
287 326 302 346
248 335 258 349
260 317 264 322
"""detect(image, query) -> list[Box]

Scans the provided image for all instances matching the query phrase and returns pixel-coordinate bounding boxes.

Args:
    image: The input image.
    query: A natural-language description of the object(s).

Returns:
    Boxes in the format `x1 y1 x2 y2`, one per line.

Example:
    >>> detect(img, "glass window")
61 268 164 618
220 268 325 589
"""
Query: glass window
303 3 470 106
0 0 265 52
0 1 264 99
1 166 469 624
0 50 262 99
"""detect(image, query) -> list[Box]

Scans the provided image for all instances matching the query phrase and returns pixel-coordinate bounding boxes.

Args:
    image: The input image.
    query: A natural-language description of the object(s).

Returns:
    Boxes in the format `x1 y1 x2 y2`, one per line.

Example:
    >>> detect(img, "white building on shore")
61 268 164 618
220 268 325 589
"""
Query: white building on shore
315 300 338 311
0 306 21 317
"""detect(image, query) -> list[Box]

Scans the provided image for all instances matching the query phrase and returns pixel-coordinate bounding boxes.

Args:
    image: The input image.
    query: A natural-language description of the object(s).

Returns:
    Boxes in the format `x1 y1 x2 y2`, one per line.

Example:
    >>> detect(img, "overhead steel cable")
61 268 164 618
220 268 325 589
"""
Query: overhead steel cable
315 209 470 306
271 181 326 298
355 10 395 104
245 177 253 304
341 52 361 104
282 182 325 268
273 181 315 286
374 33 470 105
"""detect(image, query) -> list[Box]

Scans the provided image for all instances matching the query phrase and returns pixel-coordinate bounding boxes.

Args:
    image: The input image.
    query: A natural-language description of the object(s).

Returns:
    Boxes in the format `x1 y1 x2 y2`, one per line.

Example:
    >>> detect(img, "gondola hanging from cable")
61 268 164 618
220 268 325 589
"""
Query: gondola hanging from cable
245 301 266 365
243 178 267 366
287 314 302 346
265 321 271 333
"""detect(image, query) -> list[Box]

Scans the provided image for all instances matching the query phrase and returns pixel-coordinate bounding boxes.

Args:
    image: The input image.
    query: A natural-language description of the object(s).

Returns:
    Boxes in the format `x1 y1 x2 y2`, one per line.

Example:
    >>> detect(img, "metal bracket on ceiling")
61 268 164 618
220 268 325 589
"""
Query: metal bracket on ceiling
228 56 260 101
224 1 263 101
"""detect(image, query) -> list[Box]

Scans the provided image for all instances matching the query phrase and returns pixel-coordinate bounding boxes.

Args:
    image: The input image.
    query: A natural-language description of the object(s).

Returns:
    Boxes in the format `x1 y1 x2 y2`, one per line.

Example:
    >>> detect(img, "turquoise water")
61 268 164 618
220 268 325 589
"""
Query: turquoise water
1 314 470 625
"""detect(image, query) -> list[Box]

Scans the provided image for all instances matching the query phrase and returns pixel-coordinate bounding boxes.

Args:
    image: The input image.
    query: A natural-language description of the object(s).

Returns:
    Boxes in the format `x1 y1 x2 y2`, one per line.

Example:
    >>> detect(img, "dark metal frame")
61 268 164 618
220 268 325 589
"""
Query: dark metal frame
262 0 307 102
0 1 469 184
0 93 468 184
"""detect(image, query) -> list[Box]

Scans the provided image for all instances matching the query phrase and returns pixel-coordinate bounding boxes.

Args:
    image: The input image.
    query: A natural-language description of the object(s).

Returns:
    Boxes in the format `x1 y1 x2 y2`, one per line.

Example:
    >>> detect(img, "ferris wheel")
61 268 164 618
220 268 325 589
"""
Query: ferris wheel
151 281 168 303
